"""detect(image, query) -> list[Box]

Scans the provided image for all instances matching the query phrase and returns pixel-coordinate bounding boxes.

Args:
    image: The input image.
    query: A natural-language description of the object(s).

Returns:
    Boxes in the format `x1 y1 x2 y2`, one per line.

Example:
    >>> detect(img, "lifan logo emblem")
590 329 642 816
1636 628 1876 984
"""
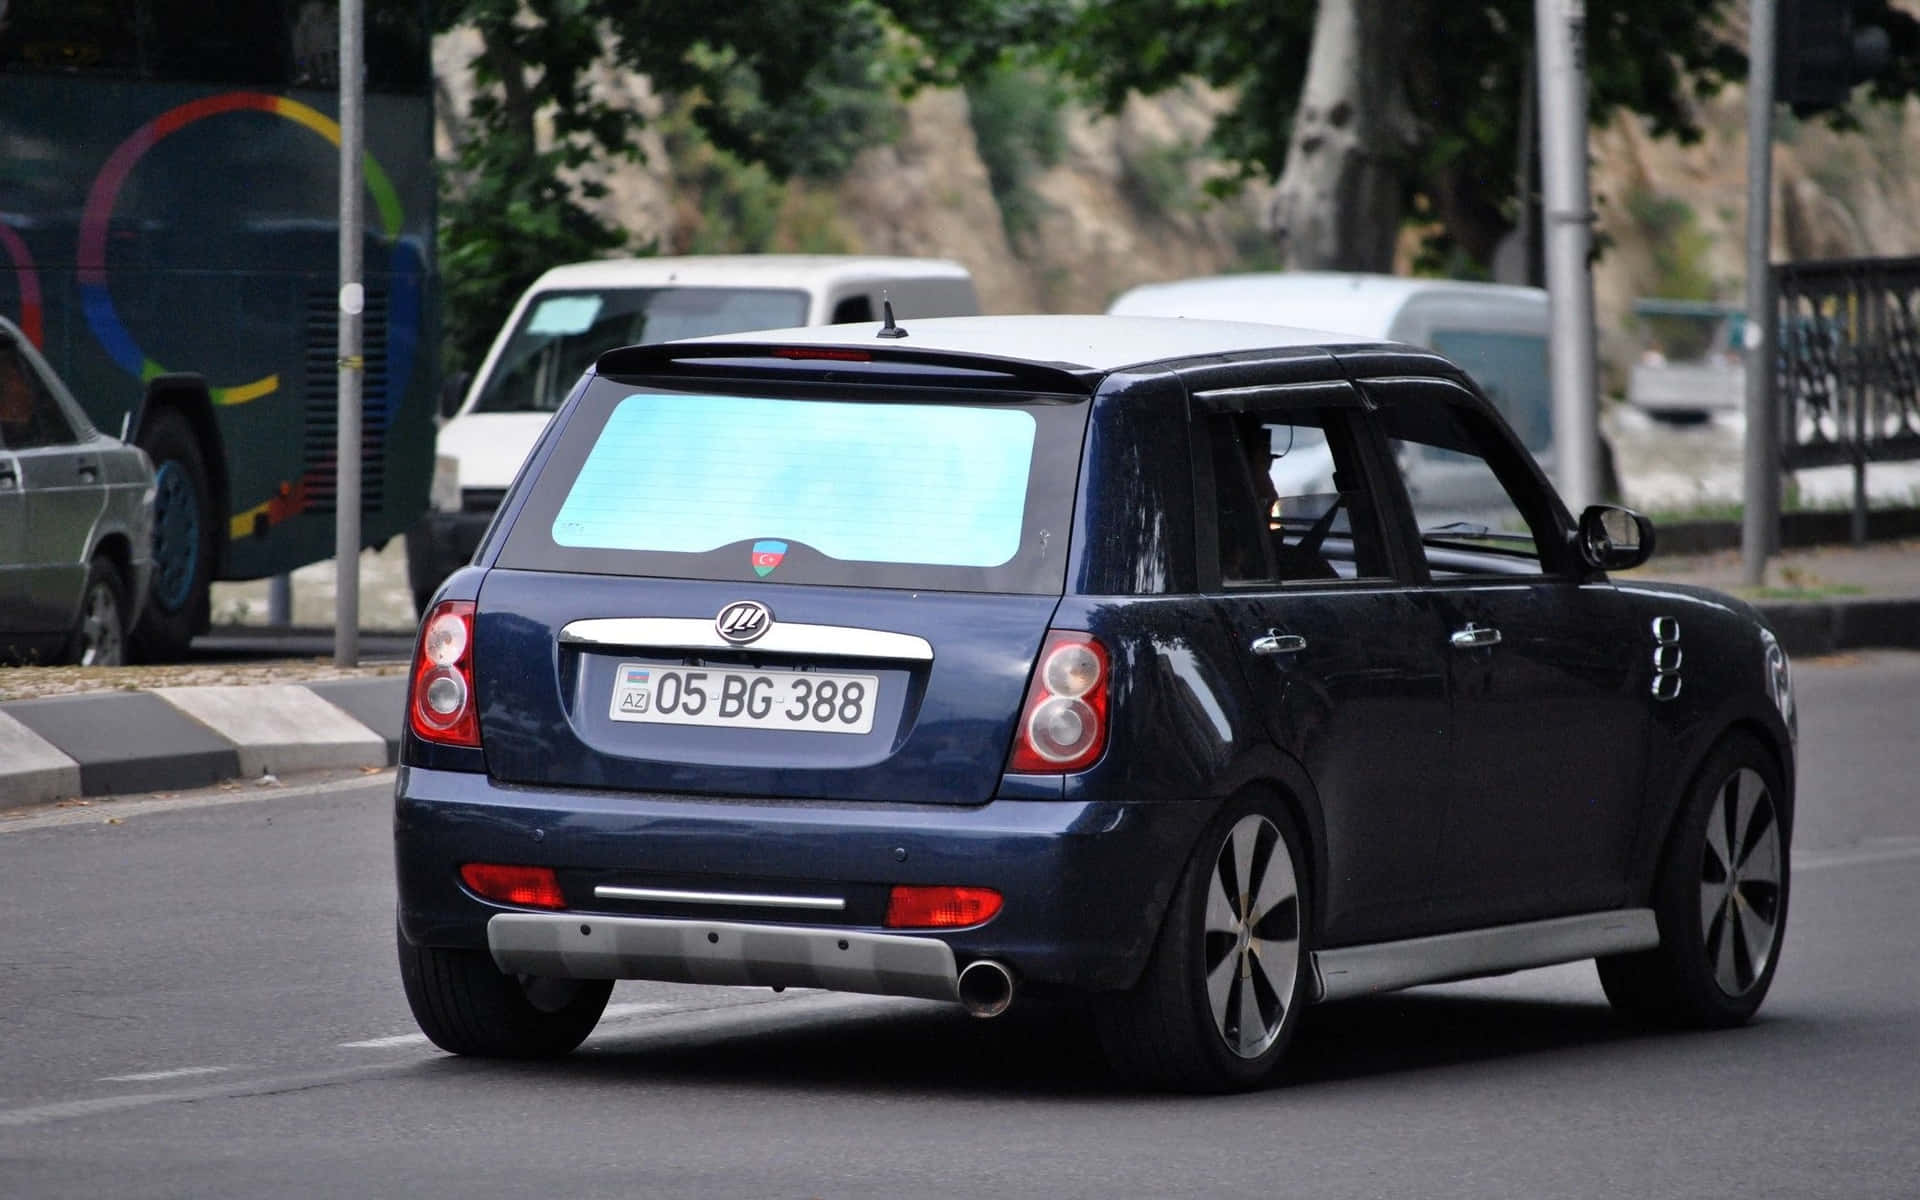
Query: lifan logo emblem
715 600 773 645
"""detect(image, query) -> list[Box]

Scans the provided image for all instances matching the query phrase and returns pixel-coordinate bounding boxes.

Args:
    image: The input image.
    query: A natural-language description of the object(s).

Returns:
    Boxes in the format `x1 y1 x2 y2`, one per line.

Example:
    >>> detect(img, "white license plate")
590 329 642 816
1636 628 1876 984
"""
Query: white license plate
608 663 879 734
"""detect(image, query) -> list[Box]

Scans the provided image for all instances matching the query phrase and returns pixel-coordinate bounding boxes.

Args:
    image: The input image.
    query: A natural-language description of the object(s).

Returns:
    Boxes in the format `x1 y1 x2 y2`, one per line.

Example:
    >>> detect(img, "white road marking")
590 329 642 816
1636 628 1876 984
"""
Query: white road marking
1793 839 1920 872
0 771 393 833
97 1066 233 1084
0 993 912 1131
338 1001 674 1050
0 1063 420 1130
337 1033 428 1050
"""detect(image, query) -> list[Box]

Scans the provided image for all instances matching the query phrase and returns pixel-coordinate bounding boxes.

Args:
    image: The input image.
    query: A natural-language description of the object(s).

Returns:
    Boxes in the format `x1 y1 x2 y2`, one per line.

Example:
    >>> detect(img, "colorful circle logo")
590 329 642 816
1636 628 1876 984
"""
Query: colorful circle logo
77 91 416 406
0 221 43 347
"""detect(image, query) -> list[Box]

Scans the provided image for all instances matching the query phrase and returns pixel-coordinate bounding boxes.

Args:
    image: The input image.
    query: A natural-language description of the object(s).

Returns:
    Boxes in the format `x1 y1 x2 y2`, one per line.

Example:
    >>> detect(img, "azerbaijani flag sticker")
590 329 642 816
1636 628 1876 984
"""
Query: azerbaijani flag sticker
751 539 788 577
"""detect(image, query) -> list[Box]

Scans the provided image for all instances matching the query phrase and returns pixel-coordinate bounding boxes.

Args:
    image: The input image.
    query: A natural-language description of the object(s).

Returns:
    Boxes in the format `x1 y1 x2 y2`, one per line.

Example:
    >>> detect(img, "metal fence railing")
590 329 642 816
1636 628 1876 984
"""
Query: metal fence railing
1775 256 1920 470
1774 255 1920 540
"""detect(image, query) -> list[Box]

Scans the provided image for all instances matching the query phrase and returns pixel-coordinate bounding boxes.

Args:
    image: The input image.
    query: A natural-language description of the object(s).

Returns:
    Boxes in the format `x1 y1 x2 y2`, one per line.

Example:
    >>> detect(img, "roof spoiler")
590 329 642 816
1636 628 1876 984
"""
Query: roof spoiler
593 341 1097 396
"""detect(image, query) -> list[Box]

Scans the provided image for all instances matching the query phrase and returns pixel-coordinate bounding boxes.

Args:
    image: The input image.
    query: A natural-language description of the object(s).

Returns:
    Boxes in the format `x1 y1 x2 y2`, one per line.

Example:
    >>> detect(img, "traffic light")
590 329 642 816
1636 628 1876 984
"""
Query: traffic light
1777 0 1893 115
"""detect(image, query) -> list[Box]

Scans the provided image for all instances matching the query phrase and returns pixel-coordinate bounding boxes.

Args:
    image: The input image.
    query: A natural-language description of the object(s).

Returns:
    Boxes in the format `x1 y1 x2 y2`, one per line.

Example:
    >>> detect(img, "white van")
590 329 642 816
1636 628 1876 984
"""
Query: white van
1109 272 1577 513
409 255 980 611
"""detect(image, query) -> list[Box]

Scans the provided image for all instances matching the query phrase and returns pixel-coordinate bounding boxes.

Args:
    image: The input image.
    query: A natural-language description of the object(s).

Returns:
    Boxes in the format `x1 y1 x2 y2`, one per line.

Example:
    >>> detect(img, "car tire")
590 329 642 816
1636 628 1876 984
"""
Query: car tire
1597 731 1790 1028
1093 793 1312 1092
64 554 129 667
131 409 214 662
397 923 612 1058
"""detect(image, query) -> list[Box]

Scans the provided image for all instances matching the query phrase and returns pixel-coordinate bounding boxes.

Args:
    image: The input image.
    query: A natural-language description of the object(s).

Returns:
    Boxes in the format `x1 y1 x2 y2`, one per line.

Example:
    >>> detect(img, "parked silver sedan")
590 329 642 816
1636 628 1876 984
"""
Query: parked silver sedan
0 316 154 666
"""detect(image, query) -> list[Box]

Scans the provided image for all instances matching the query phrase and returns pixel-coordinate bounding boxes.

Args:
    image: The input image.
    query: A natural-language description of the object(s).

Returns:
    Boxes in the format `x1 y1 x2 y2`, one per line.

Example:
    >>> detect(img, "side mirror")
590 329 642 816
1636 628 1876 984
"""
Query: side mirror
1576 504 1655 572
439 371 472 421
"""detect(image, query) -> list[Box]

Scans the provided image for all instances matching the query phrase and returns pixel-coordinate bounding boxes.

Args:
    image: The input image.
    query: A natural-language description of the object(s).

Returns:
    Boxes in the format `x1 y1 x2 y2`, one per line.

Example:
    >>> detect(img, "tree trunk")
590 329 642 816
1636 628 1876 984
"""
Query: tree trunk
1267 0 1415 272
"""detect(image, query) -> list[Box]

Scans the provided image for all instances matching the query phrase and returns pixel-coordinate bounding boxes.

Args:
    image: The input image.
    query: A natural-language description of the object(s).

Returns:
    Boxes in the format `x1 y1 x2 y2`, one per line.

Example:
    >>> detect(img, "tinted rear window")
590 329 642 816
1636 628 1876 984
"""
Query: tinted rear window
497 376 1087 594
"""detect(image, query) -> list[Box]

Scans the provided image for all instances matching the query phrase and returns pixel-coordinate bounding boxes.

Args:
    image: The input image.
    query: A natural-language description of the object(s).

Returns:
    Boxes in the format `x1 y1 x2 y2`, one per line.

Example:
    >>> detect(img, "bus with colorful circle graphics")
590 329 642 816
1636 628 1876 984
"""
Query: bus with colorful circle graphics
1 2 438 657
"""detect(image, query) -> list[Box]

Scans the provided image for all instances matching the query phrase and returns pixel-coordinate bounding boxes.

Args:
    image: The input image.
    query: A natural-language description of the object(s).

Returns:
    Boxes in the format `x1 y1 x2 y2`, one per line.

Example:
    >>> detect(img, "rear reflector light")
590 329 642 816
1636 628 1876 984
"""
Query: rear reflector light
460 863 565 910
409 601 480 748
1008 631 1110 773
884 886 1003 929
771 346 872 361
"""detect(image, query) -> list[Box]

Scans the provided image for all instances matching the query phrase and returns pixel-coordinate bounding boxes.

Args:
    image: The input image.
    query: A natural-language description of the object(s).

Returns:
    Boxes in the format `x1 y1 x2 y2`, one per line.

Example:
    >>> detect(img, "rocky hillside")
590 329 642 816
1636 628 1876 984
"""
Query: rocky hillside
434 31 1920 389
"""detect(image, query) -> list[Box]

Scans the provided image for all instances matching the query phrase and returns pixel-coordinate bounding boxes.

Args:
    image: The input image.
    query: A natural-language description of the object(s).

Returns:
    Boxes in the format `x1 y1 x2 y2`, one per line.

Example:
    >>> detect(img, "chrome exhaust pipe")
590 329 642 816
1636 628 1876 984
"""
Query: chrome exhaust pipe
956 959 1015 1019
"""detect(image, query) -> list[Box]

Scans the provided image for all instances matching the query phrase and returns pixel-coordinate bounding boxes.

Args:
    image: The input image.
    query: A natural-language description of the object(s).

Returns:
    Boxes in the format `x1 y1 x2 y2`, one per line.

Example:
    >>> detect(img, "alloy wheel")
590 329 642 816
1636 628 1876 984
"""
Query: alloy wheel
1202 814 1301 1058
1700 766 1783 997
77 578 125 666
150 460 201 614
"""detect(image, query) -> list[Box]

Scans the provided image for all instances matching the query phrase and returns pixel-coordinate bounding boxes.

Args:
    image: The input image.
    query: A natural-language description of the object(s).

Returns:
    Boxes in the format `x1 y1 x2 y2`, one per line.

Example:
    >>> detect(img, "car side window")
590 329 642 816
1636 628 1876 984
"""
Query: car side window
1372 391 1552 578
1202 407 1391 588
0 337 77 451
831 295 874 323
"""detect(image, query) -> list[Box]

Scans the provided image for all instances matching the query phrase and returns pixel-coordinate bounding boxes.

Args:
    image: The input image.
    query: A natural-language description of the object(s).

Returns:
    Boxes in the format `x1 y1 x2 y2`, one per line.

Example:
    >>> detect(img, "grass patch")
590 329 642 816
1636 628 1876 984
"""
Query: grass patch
1742 583 1868 601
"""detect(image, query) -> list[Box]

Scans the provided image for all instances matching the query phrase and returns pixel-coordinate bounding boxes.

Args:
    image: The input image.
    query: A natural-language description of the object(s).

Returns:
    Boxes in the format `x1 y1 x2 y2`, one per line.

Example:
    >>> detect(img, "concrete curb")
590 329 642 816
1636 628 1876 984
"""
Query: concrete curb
1651 510 1920 557
0 678 404 807
0 590 1913 805
1755 597 1920 658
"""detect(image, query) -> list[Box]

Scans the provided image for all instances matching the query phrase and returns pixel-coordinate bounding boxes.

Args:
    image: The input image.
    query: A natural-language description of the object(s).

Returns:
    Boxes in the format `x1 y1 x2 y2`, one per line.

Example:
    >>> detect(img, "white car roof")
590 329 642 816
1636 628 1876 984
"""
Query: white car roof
1109 272 1546 340
528 254 974 291
684 313 1373 373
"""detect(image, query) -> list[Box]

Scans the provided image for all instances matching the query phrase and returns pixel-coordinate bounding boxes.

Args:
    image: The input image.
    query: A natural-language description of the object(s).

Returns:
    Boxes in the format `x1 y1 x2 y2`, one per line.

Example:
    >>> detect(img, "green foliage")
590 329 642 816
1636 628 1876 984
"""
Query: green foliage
1624 187 1719 359
1628 187 1717 299
1119 139 1198 219
891 0 1916 273
684 22 905 182
435 0 908 370
965 63 1067 239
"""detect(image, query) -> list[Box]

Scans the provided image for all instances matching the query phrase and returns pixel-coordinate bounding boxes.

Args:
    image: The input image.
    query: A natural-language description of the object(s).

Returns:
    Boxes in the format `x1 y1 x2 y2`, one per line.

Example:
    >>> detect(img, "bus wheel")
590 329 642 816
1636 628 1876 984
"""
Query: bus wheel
132 409 214 662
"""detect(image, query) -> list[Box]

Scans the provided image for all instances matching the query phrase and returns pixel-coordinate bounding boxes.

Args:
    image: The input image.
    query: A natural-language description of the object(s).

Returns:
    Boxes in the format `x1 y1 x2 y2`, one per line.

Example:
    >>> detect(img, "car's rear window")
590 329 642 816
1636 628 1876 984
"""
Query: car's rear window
496 377 1087 594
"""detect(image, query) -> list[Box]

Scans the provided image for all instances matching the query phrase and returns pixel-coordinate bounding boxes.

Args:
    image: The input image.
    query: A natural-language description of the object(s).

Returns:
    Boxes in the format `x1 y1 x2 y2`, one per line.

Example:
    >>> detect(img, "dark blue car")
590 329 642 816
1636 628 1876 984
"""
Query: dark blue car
394 314 1797 1091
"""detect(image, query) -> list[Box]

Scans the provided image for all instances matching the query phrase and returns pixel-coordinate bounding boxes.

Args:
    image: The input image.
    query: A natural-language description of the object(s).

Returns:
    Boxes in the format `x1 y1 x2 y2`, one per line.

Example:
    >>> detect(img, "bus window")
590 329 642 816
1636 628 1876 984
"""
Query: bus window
1 0 428 89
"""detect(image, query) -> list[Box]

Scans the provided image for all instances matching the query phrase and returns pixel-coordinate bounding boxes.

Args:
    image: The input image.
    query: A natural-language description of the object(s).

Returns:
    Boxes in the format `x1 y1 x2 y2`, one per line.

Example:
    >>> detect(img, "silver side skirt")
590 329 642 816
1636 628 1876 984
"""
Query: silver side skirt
1310 909 1660 1003
487 913 959 1003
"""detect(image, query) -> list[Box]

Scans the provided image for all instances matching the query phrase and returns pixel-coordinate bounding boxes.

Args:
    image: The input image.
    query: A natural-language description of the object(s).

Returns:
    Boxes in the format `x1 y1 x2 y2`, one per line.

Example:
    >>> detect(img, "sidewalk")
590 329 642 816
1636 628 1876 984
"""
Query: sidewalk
4 535 1917 808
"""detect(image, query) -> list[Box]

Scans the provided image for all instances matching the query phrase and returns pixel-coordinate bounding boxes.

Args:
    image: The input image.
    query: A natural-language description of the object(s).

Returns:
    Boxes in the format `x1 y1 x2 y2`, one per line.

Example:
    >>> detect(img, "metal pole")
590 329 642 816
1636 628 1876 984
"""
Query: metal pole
1536 0 1601 512
1742 0 1781 586
267 573 291 626
333 0 363 665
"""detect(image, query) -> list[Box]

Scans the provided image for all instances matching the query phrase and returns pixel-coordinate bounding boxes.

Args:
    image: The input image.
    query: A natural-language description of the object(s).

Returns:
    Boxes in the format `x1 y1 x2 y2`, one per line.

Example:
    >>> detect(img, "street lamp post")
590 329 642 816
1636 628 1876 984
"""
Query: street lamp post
1536 0 1602 512
334 0 364 665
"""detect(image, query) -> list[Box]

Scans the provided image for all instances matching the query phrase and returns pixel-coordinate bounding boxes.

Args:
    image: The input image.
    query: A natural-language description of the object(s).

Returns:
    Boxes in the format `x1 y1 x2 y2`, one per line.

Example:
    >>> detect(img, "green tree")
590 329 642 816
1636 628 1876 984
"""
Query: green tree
897 0 1920 274
435 0 905 371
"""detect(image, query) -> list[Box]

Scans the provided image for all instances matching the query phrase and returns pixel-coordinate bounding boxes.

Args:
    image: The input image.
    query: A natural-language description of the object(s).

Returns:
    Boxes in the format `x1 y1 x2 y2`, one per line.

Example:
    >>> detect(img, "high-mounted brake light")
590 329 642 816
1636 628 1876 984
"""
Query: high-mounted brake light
771 346 872 362
460 863 565 910
409 600 480 748
1008 631 1110 773
884 885 1003 929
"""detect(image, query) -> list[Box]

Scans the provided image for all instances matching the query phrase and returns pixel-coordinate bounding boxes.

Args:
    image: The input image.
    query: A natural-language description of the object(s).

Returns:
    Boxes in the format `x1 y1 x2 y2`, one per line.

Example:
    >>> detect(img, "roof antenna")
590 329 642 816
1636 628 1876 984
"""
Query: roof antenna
876 293 909 339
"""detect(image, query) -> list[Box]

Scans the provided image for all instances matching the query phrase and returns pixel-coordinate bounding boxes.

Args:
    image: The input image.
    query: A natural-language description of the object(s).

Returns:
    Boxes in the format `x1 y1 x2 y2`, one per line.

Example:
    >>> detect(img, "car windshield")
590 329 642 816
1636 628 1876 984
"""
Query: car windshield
470 287 811 414
497 377 1086 594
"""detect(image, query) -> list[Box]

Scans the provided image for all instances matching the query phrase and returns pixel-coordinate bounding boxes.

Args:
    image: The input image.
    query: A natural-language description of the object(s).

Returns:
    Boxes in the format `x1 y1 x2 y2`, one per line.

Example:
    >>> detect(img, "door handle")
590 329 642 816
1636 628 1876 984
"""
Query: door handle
76 461 99 482
1450 623 1501 649
1250 632 1308 656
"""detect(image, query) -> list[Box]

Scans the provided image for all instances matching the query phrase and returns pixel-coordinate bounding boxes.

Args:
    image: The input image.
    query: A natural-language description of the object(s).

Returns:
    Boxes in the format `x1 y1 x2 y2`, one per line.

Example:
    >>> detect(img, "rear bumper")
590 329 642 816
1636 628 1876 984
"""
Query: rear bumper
488 913 961 1001
394 765 1215 995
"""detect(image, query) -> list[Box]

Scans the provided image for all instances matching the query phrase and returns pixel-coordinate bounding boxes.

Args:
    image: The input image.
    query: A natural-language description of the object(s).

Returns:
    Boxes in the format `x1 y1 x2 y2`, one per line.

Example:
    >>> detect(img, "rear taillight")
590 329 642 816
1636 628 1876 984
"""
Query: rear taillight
884 885 1003 929
1008 630 1110 773
409 600 480 748
460 863 565 909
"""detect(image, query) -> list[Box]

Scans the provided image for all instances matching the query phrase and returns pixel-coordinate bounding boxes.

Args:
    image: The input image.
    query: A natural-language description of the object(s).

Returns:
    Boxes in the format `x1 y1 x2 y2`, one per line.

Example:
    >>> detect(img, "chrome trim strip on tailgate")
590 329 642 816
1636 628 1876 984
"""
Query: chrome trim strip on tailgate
487 913 959 1003
559 617 934 662
592 885 847 912
1310 909 1660 1003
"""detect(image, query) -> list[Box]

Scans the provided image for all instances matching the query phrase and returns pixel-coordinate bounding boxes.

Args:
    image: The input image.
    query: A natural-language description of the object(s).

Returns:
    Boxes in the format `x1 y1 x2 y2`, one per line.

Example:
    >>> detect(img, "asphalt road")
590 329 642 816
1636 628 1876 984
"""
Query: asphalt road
2 652 1917 1199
